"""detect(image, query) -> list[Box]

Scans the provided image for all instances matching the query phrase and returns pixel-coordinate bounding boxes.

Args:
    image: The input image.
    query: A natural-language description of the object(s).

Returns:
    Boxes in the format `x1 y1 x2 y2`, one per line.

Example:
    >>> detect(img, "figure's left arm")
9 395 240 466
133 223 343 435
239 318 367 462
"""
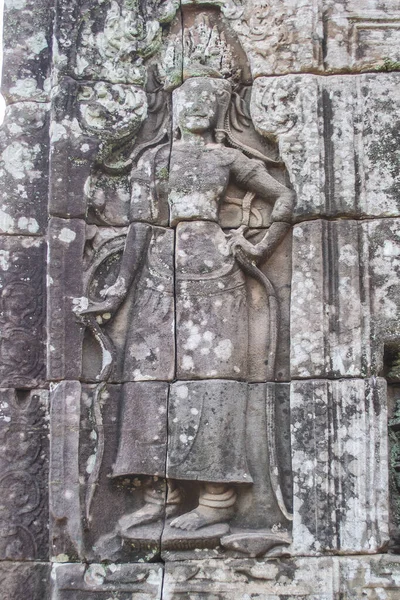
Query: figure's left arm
229 156 295 263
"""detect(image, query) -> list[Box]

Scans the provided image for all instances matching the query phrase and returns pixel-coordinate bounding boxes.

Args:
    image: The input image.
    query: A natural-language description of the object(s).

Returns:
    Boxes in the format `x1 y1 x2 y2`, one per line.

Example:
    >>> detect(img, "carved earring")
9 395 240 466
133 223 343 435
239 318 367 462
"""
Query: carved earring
215 89 230 144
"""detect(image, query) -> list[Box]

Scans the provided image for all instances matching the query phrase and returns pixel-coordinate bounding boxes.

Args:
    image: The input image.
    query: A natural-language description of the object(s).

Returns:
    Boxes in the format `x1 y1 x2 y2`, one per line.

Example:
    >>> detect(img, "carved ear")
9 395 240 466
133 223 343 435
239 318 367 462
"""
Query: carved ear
226 84 284 167
128 66 171 162
229 87 252 134
215 88 231 143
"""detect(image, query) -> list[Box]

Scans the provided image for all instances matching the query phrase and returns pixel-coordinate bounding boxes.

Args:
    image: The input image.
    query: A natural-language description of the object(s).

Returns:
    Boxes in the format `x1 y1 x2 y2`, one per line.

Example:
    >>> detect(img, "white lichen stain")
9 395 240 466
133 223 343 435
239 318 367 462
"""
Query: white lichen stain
18 216 39 233
0 250 10 271
27 31 48 55
213 339 233 361
53 554 70 563
9 78 40 99
8 122 23 135
176 385 189 399
132 369 152 380
86 453 97 474
2 141 39 180
5 0 27 8
181 355 194 370
58 228 77 243
50 122 67 142
102 350 112 370
72 296 89 313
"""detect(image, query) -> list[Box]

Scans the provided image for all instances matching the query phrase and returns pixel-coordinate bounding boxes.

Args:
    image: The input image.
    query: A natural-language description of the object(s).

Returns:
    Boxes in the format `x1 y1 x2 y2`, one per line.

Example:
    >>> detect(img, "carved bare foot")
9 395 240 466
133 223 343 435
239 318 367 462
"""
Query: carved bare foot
170 505 234 531
117 502 164 534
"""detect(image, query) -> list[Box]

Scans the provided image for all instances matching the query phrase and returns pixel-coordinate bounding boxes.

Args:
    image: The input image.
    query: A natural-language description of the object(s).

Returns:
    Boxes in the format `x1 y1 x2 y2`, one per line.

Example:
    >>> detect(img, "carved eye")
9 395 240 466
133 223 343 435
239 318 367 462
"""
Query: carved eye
97 87 109 100
79 86 93 101
112 86 125 104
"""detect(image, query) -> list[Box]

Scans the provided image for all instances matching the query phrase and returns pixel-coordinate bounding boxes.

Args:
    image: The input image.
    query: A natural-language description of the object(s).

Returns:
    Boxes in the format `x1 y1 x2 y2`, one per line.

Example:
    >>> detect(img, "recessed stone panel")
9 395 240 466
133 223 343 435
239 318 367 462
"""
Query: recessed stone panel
2 0 53 103
252 73 400 220
324 1 400 72
163 557 337 599
291 378 389 555
0 102 49 235
47 218 86 381
338 555 400 599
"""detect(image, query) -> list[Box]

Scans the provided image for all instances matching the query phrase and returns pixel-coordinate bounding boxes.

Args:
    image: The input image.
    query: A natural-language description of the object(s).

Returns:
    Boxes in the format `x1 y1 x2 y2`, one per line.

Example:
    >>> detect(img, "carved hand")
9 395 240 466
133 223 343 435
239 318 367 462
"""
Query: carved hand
74 277 128 317
226 226 264 262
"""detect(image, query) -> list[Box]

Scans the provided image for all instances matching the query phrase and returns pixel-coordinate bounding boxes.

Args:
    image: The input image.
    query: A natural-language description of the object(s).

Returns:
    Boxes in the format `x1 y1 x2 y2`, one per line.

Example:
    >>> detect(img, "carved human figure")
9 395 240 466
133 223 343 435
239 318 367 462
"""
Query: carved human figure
80 75 294 535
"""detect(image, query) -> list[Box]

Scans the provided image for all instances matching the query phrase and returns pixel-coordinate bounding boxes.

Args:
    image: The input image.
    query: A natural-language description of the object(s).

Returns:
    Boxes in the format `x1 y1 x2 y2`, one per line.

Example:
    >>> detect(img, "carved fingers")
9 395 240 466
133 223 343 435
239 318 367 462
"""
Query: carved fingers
226 226 264 261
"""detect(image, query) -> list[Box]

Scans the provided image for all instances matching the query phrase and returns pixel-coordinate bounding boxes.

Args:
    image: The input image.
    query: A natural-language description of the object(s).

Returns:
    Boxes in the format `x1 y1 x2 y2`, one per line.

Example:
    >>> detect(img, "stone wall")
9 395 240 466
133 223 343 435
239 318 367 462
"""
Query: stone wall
1 0 400 598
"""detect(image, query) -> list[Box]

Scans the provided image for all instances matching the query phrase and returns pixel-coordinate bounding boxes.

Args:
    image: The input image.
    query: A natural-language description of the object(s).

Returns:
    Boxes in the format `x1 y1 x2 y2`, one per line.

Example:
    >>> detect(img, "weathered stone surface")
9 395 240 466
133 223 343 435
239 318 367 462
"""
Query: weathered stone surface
0 236 46 387
0 562 51 600
324 1 400 73
291 378 388 555
47 218 86 381
53 0 177 85
253 73 400 220
75 223 175 383
215 0 322 78
2 0 53 103
0 102 49 234
175 221 291 382
51 563 163 599
161 381 292 560
50 382 168 562
0 389 49 560
49 77 148 220
50 380 83 561
338 555 400 599
290 219 364 379
365 219 400 374
290 218 400 379
5 0 400 591
163 557 337 599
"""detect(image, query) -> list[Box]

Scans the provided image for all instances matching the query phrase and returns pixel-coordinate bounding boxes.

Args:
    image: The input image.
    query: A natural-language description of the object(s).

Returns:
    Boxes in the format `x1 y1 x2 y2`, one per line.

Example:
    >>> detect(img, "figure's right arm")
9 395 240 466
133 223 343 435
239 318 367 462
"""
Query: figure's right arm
77 222 152 317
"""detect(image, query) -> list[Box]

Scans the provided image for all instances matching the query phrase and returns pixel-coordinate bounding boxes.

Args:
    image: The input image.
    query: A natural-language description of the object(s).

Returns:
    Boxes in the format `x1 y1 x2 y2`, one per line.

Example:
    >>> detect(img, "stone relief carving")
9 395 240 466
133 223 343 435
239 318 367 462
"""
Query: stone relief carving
55 0 179 84
48 8 296 560
0 390 49 561
3 0 400 596
0 238 46 387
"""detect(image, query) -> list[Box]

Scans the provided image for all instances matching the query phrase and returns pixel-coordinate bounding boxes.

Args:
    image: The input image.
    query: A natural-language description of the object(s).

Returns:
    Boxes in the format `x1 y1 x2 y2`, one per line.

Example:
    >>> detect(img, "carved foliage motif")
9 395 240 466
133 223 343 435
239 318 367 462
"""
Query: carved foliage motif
0 390 49 560
55 0 179 84
0 563 50 600
0 238 46 388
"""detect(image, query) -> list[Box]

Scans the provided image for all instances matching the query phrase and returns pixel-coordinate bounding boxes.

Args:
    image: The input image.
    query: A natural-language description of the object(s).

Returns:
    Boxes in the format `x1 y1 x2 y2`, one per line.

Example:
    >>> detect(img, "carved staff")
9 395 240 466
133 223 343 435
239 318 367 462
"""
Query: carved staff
76 224 152 520
235 193 293 522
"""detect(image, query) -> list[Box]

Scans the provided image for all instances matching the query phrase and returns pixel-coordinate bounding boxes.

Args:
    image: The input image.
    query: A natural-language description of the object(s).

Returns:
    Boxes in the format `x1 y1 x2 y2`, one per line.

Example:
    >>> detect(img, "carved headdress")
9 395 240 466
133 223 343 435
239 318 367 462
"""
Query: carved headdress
161 15 282 167
162 15 241 90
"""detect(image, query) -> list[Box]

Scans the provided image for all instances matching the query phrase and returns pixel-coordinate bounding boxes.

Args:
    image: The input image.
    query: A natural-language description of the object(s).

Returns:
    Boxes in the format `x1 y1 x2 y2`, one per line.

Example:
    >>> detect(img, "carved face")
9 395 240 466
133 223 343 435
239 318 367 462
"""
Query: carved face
173 77 230 135
77 82 147 139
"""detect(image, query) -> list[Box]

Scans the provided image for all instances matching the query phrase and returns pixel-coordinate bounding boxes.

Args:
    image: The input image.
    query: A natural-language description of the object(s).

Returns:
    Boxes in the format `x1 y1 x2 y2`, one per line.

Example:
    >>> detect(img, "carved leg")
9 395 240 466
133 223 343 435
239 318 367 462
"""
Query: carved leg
117 478 165 534
166 479 184 518
170 483 236 531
